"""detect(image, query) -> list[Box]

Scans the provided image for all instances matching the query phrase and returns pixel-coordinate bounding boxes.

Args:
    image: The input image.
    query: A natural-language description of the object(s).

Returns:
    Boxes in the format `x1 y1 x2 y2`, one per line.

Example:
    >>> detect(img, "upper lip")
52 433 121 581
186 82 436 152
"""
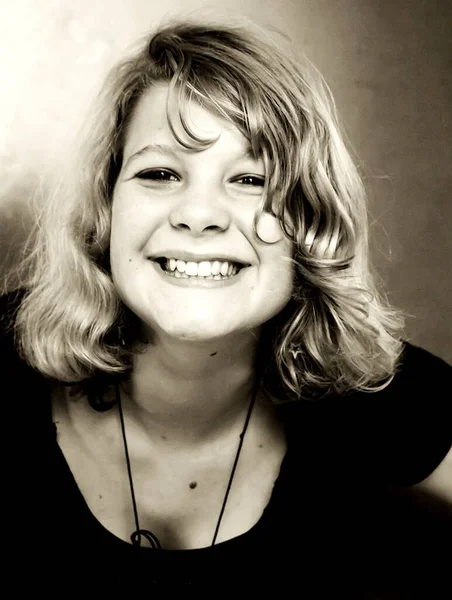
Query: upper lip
148 251 251 266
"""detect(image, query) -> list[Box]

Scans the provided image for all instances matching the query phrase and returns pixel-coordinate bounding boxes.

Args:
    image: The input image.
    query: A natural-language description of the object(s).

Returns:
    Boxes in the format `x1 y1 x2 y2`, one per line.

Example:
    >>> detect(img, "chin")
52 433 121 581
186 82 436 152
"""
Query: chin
161 322 234 342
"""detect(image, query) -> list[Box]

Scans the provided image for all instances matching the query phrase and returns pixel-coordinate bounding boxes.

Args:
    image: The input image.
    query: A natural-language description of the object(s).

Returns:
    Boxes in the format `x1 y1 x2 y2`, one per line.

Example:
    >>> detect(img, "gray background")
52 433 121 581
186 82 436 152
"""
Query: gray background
1 0 450 363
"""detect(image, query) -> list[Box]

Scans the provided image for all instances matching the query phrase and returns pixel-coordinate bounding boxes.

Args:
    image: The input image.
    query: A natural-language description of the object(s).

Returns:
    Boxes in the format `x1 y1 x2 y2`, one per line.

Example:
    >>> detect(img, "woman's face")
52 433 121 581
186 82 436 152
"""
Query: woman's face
110 82 293 343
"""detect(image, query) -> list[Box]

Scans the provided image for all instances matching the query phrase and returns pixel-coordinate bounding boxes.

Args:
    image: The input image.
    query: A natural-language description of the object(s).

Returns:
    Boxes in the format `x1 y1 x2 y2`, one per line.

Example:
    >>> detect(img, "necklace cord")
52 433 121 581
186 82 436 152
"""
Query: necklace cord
116 382 257 549
211 386 257 545
117 386 162 549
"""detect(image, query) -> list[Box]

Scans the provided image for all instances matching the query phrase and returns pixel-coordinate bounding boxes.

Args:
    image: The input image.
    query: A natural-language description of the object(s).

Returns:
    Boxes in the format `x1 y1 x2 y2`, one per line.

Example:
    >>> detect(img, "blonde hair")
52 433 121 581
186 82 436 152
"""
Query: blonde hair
12 20 404 400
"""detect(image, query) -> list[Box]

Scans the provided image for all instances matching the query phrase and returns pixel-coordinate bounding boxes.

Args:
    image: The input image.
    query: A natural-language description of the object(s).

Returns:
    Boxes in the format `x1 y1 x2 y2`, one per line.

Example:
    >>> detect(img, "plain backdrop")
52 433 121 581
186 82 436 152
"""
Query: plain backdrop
0 0 451 363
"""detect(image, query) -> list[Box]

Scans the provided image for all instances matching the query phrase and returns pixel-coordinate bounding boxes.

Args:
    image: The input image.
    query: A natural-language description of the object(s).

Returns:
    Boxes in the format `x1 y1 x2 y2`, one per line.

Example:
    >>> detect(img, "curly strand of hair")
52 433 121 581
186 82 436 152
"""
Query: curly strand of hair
10 20 405 398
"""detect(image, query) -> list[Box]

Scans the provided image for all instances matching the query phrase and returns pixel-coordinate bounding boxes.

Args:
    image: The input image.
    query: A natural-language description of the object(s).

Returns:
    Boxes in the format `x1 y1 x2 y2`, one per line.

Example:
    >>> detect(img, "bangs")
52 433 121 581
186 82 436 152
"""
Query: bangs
147 31 296 224
166 73 294 227
141 23 360 254
13 21 404 397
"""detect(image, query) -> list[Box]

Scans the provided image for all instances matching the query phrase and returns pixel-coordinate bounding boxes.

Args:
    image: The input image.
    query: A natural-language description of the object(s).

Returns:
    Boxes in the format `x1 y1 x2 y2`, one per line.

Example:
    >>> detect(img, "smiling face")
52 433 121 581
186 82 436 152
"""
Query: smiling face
110 82 293 343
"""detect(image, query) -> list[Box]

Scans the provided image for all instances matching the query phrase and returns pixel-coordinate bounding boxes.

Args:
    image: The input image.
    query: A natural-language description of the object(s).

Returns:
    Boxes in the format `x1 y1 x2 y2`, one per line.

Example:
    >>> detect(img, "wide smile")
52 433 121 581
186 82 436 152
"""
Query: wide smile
150 257 249 288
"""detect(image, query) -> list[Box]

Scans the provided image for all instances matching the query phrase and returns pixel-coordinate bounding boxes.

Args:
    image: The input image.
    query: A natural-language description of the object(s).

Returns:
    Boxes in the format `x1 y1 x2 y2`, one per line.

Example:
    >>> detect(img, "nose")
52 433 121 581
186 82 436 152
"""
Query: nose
168 187 231 236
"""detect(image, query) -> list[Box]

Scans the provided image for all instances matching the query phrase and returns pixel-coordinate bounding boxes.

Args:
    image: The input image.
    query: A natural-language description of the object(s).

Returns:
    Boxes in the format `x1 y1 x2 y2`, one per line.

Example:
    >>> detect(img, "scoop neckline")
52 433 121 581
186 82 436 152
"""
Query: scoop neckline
51 414 292 554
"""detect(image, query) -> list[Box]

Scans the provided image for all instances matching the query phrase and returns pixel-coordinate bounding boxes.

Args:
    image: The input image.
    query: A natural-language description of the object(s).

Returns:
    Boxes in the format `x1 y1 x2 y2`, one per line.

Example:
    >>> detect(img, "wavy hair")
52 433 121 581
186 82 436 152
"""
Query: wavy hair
12 20 404 401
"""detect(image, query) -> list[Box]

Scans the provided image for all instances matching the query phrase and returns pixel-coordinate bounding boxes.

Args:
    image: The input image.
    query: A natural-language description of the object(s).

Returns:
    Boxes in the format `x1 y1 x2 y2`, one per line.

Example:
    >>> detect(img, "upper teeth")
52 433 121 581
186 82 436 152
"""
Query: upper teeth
165 259 239 277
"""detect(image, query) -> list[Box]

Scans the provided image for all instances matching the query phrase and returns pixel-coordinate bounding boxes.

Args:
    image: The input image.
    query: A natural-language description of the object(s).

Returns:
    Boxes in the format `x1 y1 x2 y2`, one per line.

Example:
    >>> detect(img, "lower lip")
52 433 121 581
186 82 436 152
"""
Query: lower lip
150 261 248 288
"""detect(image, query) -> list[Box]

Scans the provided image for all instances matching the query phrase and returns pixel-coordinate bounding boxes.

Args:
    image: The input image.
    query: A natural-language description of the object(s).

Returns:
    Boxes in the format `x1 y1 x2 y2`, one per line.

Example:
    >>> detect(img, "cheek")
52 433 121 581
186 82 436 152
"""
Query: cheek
110 194 154 257
109 203 144 284
258 242 294 303
268 262 293 299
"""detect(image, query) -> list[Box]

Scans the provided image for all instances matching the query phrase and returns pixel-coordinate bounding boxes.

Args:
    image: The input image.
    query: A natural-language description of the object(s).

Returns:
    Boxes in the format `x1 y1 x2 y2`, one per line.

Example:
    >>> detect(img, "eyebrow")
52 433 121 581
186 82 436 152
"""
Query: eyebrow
123 142 259 170
124 143 178 169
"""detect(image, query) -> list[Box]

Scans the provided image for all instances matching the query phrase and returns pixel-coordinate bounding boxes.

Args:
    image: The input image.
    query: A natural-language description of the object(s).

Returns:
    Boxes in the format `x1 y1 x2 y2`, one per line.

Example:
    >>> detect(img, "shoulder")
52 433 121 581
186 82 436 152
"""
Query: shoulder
367 341 451 441
280 341 451 487
0 289 35 376
391 340 451 392
0 289 51 414
373 342 451 462
396 343 452 500
374 341 452 485
0 289 25 368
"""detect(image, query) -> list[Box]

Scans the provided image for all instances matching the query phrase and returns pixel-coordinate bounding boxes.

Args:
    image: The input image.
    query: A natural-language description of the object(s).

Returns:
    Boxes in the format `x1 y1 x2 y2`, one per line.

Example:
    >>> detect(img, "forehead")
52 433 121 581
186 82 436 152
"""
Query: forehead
123 82 248 155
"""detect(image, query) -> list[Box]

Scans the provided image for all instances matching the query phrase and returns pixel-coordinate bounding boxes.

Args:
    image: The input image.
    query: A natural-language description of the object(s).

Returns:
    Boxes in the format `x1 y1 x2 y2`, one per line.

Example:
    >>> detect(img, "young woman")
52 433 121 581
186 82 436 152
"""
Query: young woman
2 21 450 593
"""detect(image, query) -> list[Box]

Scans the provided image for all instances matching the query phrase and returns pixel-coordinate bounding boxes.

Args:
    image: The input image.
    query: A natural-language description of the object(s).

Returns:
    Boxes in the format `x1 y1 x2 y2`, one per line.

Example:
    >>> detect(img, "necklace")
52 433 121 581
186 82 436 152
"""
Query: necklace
116 383 257 549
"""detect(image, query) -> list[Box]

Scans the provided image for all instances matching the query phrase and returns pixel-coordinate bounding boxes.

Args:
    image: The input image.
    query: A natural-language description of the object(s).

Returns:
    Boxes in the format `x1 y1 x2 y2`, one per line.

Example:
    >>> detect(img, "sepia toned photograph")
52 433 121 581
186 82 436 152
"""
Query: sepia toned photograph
1 0 450 594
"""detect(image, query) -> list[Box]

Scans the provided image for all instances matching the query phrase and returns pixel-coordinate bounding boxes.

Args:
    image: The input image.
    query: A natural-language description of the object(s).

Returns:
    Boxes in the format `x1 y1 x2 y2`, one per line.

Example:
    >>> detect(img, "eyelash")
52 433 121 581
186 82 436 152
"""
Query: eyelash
135 169 265 187
234 175 265 187
135 169 178 182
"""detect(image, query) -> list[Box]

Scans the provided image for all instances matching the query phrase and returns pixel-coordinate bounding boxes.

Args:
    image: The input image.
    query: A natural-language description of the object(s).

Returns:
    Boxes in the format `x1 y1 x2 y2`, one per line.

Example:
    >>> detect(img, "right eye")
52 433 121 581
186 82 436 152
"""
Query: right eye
135 169 179 182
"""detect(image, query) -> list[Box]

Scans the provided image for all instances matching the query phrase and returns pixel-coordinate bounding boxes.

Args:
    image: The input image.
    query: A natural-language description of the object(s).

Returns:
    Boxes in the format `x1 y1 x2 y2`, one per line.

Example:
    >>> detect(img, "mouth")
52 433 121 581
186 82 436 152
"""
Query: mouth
153 257 247 280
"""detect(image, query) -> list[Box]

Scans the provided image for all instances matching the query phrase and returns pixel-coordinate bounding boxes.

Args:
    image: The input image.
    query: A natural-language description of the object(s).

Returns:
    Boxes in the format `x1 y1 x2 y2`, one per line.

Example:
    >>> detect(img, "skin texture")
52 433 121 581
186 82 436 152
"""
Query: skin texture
54 83 451 551
110 82 294 346
55 94 294 547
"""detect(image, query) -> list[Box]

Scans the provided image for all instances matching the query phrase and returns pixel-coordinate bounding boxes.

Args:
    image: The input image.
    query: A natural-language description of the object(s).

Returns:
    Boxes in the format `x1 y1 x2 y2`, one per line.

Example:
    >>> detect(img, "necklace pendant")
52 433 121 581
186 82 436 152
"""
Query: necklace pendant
131 529 162 549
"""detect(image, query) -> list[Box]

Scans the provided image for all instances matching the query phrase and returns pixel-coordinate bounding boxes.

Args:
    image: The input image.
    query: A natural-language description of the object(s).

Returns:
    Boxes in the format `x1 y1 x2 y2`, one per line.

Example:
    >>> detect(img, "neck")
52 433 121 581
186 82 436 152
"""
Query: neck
121 329 260 444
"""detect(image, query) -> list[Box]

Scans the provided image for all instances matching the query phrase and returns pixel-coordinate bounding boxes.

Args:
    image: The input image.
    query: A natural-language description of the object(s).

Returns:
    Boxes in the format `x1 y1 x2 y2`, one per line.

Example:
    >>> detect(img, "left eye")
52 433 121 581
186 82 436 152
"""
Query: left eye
135 169 179 182
233 175 265 187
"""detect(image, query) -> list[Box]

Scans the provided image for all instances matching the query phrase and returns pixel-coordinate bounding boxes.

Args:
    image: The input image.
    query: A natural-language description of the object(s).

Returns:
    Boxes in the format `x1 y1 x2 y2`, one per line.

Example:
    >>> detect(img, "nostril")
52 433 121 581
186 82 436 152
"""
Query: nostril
175 223 224 232
170 210 230 234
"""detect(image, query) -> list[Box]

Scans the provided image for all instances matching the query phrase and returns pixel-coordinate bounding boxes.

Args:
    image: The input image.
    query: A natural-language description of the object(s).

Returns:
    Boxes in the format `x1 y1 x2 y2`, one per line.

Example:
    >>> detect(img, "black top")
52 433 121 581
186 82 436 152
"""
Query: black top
1 294 451 595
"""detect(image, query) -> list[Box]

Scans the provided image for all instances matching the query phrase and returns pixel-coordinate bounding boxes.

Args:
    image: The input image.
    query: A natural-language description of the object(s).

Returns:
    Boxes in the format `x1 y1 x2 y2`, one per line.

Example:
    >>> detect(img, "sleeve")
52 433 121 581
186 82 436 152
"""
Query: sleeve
0 290 23 375
0 290 36 382
0 289 53 429
276 340 451 488
363 342 452 486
